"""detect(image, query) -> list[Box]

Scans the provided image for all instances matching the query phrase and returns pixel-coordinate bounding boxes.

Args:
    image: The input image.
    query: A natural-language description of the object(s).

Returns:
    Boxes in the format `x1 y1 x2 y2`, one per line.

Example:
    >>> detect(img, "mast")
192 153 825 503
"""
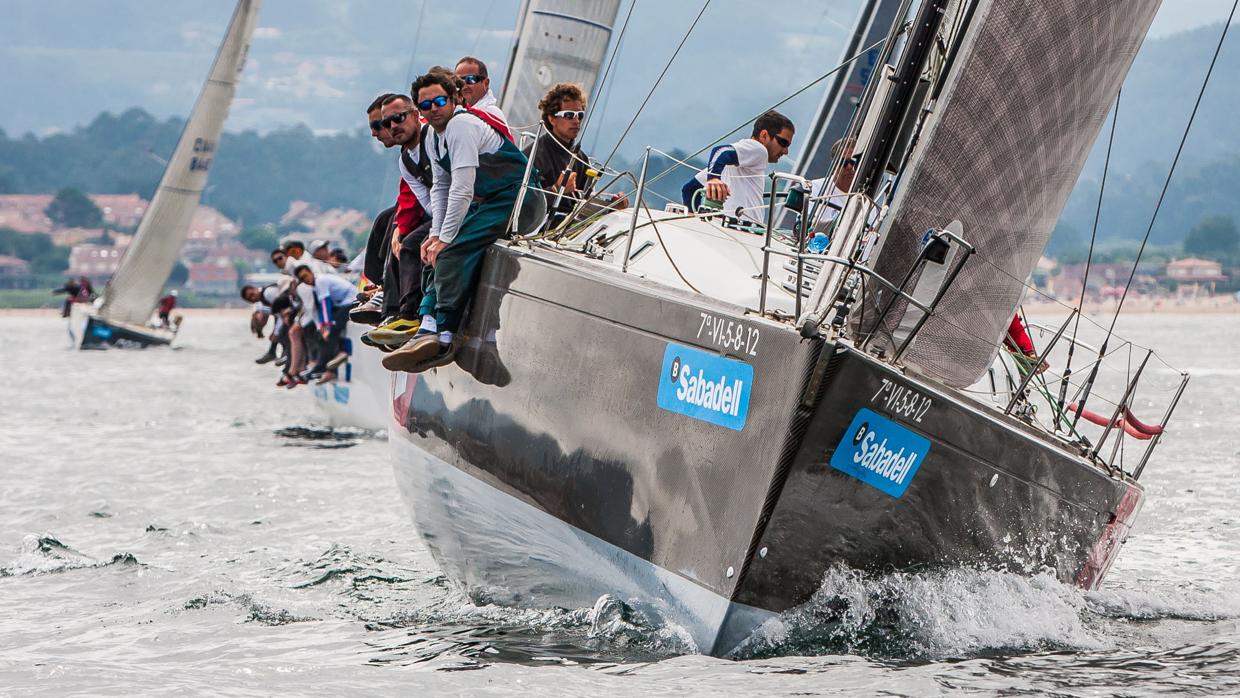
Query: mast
794 0 907 179
498 0 622 131
98 0 261 325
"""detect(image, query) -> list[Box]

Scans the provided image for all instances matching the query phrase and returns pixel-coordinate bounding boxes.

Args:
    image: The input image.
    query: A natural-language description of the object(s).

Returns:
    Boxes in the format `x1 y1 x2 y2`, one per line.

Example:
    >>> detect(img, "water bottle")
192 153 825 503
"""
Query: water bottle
807 232 830 254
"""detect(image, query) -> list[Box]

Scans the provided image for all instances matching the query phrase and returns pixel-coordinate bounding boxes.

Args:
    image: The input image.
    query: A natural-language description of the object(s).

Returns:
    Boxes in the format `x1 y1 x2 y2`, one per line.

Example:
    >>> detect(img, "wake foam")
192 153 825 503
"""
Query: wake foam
736 566 1240 660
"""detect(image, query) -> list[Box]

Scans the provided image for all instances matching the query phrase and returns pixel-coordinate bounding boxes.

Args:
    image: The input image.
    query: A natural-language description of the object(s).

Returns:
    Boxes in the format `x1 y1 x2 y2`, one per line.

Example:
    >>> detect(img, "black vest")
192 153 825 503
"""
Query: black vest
401 124 435 190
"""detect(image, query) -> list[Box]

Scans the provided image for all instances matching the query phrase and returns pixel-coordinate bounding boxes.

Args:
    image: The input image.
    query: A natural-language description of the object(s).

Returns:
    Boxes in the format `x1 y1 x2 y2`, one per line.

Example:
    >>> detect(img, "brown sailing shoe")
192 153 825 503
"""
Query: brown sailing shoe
382 334 456 373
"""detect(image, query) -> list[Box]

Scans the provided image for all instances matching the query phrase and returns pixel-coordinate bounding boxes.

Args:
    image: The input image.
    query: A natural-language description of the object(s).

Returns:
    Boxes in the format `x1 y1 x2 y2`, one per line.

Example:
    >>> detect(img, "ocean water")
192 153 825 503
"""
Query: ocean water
1 311 1238 696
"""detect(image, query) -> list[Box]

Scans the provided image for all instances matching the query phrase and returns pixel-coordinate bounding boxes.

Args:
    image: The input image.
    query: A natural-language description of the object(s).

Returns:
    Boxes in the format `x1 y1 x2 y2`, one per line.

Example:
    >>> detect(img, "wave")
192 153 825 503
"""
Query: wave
0 535 142 577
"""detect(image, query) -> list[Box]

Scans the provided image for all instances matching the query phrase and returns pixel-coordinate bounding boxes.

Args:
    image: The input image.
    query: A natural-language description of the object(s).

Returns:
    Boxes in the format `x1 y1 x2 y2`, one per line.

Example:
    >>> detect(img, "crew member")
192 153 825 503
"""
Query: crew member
157 290 178 328
310 240 332 264
294 264 356 384
455 56 510 137
524 82 627 227
681 110 795 224
382 68 537 372
364 93 436 348
351 93 403 325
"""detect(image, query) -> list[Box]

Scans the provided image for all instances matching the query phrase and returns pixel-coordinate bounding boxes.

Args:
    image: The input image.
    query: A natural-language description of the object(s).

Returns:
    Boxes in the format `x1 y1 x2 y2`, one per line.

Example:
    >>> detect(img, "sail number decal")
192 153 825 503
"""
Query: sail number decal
190 138 216 172
871 378 932 423
696 312 759 357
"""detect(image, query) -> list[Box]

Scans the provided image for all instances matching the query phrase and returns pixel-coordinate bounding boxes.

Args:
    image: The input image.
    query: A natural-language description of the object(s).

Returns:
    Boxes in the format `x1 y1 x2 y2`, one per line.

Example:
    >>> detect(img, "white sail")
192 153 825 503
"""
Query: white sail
498 0 622 131
98 0 261 326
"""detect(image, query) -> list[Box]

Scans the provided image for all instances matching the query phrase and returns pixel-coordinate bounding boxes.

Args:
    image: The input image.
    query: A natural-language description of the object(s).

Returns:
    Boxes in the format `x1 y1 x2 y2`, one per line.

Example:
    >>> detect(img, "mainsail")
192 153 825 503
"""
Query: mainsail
498 0 622 131
857 0 1160 387
97 0 261 326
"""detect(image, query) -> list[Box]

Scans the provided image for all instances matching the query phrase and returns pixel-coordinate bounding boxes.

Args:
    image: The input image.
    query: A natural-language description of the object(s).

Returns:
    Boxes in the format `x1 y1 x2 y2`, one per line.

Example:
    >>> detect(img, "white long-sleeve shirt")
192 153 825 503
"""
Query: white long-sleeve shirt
428 108 506 245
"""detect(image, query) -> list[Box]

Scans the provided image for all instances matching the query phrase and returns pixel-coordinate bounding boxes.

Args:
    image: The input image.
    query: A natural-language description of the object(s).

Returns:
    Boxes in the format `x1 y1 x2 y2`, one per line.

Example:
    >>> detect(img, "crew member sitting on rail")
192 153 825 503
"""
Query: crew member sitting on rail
524 82 627 229
455 56 510 137
350 93 402 326
294 264 355 384
241 282 294 365
681 110 795 224
363 93 436 350
381 68 536 373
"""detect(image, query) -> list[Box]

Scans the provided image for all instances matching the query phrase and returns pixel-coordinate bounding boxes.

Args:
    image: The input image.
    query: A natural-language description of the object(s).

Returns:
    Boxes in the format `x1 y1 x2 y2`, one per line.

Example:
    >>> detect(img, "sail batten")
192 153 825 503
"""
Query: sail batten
97 0 260 326
499 0 622 132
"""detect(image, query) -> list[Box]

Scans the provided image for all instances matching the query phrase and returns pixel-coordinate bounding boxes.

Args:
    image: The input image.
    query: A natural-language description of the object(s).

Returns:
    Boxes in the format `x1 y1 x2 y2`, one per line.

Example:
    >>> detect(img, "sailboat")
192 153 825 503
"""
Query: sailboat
74 0 261 349
388 0 1194 656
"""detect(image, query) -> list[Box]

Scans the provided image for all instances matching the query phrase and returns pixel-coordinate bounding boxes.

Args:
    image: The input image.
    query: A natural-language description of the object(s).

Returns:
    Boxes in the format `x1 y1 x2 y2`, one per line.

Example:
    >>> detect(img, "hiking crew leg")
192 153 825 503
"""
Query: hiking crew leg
422 192 515 333
398 220 431 321
364 206 397 284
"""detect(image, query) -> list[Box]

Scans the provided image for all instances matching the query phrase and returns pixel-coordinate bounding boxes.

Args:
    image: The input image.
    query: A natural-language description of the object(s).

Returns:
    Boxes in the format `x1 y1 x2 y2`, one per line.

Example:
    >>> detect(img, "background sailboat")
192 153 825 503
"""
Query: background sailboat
75 0 261 349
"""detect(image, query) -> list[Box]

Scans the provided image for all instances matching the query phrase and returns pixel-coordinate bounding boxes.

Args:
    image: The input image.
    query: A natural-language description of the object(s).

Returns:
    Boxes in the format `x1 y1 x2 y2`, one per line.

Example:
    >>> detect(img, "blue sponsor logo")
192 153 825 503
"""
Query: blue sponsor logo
829 408 929 498
313 384 350 405
90 324 113 339
656 342 752 431
332 385 350 405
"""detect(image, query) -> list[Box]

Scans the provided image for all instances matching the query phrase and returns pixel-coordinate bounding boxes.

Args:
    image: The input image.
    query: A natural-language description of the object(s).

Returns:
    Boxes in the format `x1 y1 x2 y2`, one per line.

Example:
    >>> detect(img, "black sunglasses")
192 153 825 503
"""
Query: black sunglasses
773 134 791 148
460 74 485 85
553 110 585 121
839 154 860 167
417 95 450 111
369 119 384 131
380 111 410 128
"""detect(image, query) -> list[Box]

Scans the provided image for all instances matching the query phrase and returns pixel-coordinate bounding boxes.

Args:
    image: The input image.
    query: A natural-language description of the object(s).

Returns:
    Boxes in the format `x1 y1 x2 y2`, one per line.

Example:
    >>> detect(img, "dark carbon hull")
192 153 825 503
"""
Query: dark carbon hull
389 244 1142 655
78 315 173 350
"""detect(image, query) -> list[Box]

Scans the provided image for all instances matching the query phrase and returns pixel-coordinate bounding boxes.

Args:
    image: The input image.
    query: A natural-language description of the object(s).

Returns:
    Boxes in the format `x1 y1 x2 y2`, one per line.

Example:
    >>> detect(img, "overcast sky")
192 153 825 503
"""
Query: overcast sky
0 0 1235 162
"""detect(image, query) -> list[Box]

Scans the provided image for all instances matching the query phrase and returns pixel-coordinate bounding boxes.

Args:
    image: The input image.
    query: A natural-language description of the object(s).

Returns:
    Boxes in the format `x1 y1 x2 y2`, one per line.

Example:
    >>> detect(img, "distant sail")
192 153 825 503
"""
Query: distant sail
795 0 905 179
858 0 1160 388
98 0 261 326
499 0 622 131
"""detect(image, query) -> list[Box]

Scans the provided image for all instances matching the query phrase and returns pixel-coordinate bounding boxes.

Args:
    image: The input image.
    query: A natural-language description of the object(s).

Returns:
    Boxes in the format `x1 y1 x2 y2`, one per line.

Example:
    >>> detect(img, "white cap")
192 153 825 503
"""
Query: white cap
311 239 329 251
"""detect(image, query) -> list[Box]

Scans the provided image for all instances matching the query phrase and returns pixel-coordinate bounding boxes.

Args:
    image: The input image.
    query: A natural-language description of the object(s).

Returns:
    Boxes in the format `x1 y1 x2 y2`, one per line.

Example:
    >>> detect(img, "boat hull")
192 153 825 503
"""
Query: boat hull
388 244 1142 656
311 323 390 431
75 308 174 350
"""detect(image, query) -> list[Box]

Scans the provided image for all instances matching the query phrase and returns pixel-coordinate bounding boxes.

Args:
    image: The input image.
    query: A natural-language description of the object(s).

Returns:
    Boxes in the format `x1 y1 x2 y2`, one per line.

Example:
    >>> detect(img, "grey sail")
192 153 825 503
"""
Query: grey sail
498 0 622 131
856 0 1160 387
794 0 906 178
97 0 261 326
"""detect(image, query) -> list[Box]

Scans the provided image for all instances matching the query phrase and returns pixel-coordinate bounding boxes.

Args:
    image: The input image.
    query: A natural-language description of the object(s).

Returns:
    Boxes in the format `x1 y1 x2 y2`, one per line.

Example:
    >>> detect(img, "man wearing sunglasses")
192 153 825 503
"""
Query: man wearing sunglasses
362 93 437 349
351 93 402 326
681 110 795 225
806 137 863 231
382 69 541 373
523 83 628 227
455 56 508 130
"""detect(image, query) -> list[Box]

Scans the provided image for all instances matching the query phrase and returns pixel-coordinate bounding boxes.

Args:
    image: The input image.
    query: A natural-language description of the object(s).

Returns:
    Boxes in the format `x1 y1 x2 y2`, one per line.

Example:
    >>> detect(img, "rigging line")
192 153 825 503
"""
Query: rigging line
1077 1 1236 427
581 0 636 145
471 0 500 55
601 0 712 170
639 35 889 192
1060 88 1122 415
403 0 429 84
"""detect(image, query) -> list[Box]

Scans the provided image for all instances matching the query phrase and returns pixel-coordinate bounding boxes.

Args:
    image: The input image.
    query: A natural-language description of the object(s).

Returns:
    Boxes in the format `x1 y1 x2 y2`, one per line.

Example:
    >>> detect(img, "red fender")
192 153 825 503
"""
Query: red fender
1067 403 1158 441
